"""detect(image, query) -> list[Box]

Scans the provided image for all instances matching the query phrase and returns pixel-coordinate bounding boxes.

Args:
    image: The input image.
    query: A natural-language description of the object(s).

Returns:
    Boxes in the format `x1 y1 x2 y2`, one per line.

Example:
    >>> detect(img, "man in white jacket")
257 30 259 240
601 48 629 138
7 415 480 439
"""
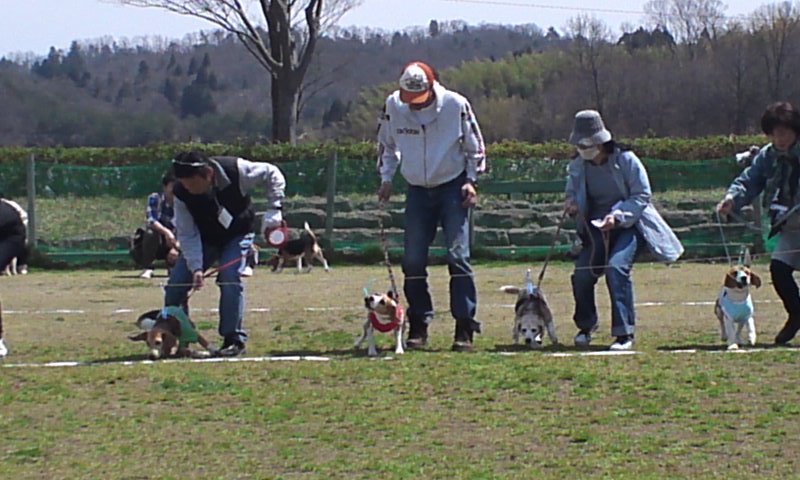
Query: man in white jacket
377 61 486 351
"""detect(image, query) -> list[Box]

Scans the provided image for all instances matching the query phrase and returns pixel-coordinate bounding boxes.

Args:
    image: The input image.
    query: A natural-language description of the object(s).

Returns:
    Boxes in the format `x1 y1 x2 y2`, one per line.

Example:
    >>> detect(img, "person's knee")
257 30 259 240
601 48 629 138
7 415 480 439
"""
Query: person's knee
771 259 794 280
571 268 595 289
606 262 631 285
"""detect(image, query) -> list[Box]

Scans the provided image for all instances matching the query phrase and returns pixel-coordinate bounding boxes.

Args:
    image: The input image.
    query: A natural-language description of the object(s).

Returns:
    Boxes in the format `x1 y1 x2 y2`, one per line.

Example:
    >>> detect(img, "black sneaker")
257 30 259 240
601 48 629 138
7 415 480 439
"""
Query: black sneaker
452 319 480 352
217 342 247 357
406 318 430 349
775 315 800 345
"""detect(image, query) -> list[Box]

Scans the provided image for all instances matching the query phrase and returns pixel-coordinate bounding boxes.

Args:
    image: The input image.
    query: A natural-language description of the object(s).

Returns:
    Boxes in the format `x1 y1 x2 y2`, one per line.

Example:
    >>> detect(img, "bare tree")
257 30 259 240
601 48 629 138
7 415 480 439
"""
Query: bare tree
115 0 362 144
644 0 727 56
565 14 613 113
750 1 800 100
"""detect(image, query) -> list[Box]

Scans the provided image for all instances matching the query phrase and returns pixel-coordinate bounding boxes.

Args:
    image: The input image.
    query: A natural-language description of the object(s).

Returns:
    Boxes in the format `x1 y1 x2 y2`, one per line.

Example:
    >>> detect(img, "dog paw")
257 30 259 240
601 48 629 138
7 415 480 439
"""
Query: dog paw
367 350 378 357
190 350 212 359
727 344 740 351
395 348 405 355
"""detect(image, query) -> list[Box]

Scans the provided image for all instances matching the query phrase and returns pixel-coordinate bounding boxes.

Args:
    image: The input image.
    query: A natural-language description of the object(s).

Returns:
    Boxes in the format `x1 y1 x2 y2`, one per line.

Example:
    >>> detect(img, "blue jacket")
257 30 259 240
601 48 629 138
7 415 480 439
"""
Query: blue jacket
727 143 800 212
565 148 684 263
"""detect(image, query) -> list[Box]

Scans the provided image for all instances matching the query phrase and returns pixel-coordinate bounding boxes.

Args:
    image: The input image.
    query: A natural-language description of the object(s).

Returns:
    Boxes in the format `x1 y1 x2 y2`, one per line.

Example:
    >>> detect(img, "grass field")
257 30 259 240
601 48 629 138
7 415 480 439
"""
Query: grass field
2 261 800 479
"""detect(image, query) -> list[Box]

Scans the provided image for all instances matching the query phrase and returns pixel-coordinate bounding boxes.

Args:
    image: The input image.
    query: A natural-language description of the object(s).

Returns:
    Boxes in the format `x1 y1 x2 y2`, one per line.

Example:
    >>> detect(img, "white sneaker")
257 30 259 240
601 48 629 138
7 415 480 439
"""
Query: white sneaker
241 266 254 277
610 336 635 351
0 338 8 357
139 269 154 279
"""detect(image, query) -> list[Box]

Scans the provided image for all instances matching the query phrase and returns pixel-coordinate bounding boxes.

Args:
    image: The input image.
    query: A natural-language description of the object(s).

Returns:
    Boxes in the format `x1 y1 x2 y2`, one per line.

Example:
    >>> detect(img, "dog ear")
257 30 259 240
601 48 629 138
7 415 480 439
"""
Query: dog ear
750 270 763 288
128 331 148 342
386 290 395 300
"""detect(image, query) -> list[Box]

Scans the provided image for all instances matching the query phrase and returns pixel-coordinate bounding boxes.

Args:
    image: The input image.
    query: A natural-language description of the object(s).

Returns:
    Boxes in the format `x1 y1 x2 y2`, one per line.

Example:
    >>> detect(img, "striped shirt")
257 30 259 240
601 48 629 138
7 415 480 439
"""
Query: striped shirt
146 192 175 231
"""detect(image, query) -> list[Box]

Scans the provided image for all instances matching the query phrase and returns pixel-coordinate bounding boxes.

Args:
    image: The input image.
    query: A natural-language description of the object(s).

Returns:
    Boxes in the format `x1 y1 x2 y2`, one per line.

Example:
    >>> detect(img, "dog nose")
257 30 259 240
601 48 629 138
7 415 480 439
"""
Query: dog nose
524 338 532 345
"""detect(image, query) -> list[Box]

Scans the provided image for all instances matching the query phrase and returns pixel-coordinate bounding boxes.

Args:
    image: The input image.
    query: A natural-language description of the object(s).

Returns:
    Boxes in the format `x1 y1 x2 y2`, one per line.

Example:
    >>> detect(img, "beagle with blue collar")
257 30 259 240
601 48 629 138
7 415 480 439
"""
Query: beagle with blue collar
714 262 762 350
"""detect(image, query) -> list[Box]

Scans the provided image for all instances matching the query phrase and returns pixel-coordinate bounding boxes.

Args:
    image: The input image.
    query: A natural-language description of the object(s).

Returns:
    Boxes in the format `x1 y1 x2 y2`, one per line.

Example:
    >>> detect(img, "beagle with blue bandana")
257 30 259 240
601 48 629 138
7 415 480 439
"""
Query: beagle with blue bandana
714 262 762 350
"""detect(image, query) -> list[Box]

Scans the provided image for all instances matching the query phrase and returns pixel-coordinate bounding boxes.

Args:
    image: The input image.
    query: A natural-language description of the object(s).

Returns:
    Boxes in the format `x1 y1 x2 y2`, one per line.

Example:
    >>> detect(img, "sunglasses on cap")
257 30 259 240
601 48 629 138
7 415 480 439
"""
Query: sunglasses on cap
172 158 208 167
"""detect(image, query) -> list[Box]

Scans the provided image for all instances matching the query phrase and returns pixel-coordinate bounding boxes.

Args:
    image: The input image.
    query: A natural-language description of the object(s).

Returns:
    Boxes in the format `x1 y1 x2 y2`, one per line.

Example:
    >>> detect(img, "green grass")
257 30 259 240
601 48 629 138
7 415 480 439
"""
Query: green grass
1 263 800 478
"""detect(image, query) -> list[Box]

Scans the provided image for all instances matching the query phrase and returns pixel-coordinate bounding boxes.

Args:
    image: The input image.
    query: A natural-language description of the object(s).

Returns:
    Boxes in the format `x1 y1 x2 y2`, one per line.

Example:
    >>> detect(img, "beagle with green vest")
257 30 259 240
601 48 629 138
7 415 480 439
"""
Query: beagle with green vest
129 306 217 360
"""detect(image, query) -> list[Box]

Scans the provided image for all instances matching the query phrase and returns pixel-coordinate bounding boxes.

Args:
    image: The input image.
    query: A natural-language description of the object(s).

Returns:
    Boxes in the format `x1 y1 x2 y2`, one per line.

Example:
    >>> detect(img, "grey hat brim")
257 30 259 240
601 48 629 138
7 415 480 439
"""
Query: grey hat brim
569 128 612 146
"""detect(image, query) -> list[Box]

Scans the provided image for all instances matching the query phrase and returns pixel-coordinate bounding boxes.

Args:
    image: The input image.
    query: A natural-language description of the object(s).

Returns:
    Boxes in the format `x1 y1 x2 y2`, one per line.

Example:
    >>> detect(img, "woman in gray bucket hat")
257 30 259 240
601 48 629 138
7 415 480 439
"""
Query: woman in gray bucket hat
564 110 683 350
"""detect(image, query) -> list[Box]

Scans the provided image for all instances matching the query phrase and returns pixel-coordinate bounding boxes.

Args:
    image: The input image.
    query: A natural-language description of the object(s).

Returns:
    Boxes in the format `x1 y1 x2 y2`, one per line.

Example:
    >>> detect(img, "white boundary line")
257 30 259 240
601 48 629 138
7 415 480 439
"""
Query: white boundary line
2 355 330 369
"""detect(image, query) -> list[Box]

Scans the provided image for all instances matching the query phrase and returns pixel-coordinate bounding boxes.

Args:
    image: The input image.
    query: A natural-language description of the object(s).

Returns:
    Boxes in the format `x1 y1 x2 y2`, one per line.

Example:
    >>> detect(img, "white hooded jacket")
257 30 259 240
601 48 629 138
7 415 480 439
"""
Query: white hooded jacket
377 82 486 187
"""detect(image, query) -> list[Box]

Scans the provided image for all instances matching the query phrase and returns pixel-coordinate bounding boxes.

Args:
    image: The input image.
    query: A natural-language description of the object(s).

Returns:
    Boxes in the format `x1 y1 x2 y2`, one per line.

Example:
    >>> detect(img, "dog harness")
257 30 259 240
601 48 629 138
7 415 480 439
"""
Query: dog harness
369 304 405 333
718 289 754 324
161 306 199 347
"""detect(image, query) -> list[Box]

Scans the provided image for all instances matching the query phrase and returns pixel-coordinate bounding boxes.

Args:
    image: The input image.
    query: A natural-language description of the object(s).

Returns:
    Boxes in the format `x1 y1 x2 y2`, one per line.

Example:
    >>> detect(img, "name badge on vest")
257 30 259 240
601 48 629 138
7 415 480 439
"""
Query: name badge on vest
217 207 233 229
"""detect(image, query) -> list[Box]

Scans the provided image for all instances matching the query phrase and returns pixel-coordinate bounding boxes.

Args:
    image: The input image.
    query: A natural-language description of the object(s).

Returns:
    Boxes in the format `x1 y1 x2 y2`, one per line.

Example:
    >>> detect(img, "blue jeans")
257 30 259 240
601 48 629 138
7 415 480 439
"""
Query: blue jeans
164 233 254 345
402 175 477 327
571 227 640 337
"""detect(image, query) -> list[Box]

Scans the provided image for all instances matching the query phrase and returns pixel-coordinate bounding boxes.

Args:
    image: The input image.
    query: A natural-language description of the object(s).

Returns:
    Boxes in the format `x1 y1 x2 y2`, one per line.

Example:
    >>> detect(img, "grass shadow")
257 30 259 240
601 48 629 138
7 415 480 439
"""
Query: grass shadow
490 343 608 353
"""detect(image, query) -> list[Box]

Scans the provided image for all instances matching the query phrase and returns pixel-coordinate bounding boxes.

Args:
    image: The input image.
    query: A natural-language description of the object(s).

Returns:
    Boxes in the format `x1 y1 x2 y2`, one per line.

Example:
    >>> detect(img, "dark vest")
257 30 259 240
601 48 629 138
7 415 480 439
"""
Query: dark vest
0 201 25 238
173 157 255 246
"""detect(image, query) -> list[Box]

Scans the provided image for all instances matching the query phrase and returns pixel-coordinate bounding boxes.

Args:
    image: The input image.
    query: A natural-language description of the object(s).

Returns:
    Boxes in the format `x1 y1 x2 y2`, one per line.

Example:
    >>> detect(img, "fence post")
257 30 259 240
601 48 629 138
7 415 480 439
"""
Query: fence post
324 150 337 246
26 154 37 248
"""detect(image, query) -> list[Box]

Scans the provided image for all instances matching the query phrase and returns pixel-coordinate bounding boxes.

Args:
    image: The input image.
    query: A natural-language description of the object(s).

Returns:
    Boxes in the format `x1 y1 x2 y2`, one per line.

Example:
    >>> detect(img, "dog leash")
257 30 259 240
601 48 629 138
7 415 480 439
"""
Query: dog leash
377 201 400 301
715 209 734 266
536 208 569 289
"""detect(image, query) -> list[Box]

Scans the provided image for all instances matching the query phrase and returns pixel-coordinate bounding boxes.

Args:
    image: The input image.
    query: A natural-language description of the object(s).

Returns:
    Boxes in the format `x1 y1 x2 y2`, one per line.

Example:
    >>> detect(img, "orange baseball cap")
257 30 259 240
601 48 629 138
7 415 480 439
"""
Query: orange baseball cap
399 61 435 105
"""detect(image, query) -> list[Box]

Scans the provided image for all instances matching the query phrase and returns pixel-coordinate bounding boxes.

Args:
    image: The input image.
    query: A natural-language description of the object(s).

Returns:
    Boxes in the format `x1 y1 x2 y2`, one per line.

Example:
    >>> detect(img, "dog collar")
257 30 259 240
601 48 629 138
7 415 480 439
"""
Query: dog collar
369 305 404 333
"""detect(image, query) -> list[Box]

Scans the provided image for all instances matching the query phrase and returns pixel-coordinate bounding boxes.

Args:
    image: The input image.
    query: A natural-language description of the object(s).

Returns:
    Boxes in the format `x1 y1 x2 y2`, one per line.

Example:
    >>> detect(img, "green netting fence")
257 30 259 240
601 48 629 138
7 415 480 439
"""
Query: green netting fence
0 156 761 265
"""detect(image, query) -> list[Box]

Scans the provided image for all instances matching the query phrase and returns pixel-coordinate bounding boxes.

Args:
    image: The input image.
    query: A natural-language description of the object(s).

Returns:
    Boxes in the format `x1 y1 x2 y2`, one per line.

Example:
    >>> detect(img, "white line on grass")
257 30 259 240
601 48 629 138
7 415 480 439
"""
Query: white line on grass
2 355 330 369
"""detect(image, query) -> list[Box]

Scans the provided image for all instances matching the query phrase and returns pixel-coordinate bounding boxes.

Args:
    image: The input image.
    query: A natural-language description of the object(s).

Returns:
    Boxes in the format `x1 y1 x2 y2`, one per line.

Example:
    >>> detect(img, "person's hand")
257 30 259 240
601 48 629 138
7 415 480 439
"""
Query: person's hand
716 197 734 216
461 182 478 208
192 270 205 291
164 231 177 249
262 209 283 243
598 214 616 231
564 198 579 216
378 181 392 202
166 248 180 267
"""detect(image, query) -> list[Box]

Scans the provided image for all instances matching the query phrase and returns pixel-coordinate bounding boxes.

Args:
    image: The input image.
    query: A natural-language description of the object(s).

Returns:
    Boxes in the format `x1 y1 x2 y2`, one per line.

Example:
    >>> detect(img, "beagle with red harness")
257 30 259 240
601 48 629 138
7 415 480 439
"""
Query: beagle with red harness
354 291 406 357
714 251 762 350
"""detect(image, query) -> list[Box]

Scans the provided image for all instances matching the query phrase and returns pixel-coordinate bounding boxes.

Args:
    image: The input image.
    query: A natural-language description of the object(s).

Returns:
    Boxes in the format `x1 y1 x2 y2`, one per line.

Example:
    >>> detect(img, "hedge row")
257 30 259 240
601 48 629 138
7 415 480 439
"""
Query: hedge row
0 135 767 166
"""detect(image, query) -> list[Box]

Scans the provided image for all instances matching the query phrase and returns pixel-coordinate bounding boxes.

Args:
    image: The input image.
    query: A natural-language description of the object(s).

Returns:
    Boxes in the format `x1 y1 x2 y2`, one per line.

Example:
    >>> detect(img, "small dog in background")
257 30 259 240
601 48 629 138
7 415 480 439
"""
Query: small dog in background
500 284 558 348
266 222 330 273
714 251 762 350
129 307 216 360
355 291 406 357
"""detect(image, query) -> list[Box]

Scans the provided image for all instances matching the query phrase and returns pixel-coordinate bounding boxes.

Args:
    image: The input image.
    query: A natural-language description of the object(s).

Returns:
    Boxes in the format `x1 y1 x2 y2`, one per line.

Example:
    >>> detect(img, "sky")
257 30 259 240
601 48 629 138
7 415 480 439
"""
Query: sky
0 0 763 58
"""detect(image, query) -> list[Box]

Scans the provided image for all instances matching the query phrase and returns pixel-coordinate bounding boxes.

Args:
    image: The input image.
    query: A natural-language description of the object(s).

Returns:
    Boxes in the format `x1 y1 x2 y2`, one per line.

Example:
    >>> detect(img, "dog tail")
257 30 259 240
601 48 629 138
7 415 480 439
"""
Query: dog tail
499 285 521 295
303 221 316 241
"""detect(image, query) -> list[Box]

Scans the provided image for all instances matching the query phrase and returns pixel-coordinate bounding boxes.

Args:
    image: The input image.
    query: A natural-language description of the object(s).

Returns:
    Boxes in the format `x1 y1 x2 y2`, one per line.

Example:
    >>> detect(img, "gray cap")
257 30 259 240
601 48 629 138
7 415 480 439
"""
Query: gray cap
569 110 612 146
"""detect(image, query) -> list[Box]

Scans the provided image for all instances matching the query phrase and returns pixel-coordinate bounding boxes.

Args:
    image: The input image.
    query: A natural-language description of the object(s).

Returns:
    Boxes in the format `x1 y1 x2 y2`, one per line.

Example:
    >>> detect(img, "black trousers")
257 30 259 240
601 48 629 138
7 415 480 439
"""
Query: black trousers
0 233 27 271
771 259 800 317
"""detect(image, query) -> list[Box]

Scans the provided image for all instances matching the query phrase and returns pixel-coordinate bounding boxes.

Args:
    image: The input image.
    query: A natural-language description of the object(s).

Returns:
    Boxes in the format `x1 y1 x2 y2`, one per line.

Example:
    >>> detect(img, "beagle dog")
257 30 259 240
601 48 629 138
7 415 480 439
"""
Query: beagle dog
354 291 406 357
266 222 330 273
500 285 558 348
714 260 762 350
129 307 217 360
